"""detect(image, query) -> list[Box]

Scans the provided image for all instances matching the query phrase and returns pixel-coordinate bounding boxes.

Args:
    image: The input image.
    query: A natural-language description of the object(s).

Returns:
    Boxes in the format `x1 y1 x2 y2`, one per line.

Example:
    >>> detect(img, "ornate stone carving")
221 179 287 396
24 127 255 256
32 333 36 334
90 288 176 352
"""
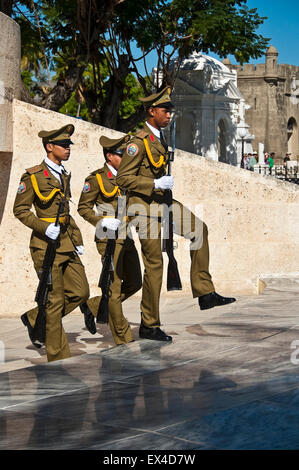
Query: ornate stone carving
170 52 252 165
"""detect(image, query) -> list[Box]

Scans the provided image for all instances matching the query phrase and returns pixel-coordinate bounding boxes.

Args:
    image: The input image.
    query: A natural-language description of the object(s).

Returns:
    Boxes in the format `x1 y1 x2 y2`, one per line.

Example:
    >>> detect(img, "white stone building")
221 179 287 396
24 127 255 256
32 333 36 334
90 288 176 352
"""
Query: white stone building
170 53 254 165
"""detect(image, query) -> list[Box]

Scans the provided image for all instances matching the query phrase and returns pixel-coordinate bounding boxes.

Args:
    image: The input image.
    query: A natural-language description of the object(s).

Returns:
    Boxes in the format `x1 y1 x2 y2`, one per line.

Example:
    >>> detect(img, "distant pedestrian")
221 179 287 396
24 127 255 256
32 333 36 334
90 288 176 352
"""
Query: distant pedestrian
284 153 291 166
241 153 249 169
269 153 274 170
249 152 257 171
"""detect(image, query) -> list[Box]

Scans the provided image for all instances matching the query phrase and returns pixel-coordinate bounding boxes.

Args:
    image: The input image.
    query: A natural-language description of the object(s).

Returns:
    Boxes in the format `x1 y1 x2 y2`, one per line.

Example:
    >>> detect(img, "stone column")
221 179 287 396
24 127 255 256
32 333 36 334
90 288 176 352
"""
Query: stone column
0 12 22 153
201 97 218 160
192 109 202 155
0 12 22 224
255 142 268 175
258 143 265 164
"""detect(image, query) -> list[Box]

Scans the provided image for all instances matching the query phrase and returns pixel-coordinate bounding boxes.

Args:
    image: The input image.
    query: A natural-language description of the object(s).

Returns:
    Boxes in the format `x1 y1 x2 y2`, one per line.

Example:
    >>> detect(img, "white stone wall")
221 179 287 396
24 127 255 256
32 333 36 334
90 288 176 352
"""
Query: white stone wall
1 99 299 316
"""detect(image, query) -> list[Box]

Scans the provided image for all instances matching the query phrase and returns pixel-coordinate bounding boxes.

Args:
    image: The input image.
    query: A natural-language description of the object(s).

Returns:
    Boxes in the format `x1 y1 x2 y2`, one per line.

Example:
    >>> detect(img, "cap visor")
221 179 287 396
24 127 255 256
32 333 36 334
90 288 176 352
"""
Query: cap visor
153 102 174 109
52 139 73 145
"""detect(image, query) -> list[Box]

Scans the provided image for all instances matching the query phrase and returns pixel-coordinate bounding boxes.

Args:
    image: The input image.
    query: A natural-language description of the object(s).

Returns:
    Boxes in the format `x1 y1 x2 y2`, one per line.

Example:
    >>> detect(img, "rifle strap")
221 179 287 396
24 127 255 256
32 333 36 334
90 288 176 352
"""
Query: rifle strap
96 174 121 198
30 174 63 202
143 139 166 169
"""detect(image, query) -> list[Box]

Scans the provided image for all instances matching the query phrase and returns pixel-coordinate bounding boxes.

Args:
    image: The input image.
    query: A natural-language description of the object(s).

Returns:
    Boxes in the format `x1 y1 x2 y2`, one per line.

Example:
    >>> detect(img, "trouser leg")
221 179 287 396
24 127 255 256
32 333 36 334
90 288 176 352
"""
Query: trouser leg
27 250 89 362
120 239 142 301
88 240 137 345
172 200 215 297
137 217 163 328
85 296 101 316
86 238 142 317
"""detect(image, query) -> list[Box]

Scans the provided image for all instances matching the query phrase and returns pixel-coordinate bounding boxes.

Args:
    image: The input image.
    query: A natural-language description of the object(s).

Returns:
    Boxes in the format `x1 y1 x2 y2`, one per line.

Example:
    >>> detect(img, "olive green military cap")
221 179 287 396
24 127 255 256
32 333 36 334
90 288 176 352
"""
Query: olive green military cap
38 124 75 144
99 134 130 155
139 86 174 109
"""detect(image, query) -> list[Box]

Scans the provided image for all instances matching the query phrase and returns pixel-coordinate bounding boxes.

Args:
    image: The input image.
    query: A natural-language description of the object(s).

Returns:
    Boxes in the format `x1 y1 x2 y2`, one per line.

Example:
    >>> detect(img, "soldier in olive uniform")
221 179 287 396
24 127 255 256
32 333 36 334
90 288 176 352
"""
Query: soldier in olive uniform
78 135 142 345
13 124 90 362
117 87 236 342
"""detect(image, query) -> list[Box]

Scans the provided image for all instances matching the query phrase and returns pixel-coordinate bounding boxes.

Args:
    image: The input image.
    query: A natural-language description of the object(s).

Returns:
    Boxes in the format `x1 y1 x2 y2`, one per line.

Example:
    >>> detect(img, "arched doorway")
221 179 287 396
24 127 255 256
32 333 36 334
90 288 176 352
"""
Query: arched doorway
218 119 228 163
287 117 298 156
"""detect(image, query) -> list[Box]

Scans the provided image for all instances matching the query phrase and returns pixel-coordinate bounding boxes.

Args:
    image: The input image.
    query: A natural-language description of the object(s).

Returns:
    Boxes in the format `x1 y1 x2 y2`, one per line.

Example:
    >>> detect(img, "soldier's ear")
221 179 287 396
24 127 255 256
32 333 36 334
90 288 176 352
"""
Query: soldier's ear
148 106 155 117
44 142 53 153
105 152 112 163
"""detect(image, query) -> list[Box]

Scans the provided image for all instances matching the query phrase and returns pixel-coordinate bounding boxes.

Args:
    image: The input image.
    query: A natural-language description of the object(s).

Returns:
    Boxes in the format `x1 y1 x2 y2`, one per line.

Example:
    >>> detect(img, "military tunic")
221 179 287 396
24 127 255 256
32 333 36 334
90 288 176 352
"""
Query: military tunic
13 160 90 362
78 163 142 345
116 123 215 328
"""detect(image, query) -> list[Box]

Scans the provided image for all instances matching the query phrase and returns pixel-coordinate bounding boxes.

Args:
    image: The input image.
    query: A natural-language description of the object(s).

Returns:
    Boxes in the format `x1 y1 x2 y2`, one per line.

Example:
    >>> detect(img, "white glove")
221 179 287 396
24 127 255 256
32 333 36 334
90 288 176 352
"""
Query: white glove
75 245 84 255
101 218 121 231
45 223 60 240
154 175 174 190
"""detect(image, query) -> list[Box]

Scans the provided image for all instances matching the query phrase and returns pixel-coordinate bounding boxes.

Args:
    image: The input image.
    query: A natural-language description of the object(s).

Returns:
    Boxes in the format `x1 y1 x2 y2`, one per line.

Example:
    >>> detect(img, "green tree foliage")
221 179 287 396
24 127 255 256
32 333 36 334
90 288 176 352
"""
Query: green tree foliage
5 1 269 132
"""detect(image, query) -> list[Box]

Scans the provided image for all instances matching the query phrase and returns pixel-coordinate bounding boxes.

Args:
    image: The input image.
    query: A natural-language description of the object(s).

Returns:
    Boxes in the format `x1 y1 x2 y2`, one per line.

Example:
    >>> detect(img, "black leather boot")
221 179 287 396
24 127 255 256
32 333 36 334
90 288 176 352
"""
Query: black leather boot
21 313 43 348
139 324 172 342
80 302 97 334
198 292 236 310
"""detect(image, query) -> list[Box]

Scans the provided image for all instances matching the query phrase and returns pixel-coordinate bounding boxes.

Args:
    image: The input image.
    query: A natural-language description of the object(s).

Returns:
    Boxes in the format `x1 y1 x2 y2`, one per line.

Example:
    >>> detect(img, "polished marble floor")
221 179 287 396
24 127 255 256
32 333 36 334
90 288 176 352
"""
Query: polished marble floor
1 278 299 449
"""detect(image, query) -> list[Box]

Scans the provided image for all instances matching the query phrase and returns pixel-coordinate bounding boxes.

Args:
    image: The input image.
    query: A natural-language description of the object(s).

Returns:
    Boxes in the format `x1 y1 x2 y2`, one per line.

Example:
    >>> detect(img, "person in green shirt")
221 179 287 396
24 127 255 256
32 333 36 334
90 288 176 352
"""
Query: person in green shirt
269 152 275 169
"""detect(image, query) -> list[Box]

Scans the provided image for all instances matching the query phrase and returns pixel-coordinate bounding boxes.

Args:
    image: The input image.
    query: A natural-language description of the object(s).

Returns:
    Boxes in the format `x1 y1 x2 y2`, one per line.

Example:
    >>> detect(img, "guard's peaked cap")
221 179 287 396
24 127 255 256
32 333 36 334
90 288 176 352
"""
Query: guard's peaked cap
139 86 174 109
99 134 130 154
38 124 74 144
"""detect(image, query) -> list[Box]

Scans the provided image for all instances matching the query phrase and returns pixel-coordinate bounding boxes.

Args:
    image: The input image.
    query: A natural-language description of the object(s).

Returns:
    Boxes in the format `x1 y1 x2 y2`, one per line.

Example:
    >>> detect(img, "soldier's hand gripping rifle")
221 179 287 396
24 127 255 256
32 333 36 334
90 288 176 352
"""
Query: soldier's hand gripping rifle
32 173 71 344
162 118 182 291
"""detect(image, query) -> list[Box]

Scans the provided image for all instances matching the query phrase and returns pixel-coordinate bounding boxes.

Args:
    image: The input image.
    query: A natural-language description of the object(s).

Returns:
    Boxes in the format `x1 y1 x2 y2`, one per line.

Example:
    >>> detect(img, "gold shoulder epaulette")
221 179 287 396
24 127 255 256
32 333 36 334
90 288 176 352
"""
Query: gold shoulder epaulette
96 173 120 198
135 130 148 139
30 174 62 202
143 139 166 169
91 168 103 176
26 164 43 175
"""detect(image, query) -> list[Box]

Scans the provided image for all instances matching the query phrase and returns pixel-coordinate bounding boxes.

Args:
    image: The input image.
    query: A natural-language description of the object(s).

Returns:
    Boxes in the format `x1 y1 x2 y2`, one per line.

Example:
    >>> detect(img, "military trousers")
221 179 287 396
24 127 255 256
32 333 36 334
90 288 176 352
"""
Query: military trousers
129 198 215 328
86 238 142 345
27 249 90 362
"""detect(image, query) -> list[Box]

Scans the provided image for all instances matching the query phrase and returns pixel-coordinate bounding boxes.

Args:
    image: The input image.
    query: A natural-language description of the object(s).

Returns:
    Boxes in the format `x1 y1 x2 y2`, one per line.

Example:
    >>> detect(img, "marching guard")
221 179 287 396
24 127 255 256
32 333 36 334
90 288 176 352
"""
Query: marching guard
13 125 91 362
78 135 142 345
116 87 236 342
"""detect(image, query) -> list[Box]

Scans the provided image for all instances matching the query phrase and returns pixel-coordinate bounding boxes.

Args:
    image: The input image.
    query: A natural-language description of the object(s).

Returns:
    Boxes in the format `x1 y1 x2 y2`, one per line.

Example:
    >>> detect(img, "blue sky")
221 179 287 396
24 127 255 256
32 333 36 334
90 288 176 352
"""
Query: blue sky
212 0 299 66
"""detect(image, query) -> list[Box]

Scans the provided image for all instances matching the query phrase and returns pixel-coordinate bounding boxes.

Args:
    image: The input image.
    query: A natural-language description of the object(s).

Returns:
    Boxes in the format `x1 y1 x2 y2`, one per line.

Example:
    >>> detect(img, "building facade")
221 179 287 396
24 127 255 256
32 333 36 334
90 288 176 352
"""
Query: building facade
171 53 253 166
227 46 299 163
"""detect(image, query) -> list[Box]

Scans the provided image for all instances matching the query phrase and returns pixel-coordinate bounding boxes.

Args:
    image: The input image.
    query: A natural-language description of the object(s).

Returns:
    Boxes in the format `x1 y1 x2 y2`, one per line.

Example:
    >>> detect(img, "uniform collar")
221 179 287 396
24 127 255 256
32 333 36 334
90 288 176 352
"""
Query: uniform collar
146 121 160 139
144 123 167 156
44 156 66 175
106 163 117 177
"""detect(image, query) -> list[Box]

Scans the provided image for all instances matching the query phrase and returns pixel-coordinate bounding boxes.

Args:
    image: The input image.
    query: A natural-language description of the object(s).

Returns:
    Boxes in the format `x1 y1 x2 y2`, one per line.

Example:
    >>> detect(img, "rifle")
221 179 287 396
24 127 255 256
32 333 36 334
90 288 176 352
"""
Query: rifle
97 234 116 324
162 118 182 291
32 173 71 343
97 196 124 323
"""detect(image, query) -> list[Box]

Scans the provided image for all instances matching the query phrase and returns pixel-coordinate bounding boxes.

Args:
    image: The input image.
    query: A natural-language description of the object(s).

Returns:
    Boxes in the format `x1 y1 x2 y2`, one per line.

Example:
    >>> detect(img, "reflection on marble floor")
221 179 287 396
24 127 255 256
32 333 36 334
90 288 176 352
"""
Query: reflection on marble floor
1 279 299 449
